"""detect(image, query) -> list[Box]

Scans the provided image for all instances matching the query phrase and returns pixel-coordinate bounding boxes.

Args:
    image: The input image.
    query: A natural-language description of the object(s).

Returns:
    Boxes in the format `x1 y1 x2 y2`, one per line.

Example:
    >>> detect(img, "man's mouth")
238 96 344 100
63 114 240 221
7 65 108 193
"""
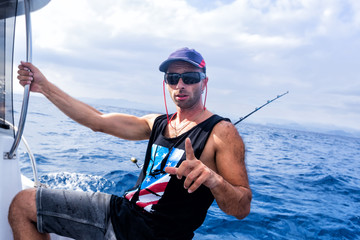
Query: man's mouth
175 94 188 101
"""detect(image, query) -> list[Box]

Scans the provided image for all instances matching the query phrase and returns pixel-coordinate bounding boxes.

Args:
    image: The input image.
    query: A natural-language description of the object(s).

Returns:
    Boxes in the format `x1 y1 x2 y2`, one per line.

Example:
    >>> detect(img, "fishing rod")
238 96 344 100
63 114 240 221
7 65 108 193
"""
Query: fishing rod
234 91 289 126
131 91 288 168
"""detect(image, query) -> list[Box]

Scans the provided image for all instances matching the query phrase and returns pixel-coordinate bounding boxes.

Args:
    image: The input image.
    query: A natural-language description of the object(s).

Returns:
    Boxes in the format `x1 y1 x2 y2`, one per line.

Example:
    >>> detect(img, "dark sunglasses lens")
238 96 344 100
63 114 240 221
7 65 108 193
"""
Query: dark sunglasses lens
165 74 180 84
165 72 204 85
182 72 201 84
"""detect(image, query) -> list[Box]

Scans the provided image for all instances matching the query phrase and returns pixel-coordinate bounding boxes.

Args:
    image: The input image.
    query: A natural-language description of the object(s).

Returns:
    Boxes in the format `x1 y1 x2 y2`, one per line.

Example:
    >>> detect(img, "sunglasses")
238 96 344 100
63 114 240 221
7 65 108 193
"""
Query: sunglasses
164 72 206 85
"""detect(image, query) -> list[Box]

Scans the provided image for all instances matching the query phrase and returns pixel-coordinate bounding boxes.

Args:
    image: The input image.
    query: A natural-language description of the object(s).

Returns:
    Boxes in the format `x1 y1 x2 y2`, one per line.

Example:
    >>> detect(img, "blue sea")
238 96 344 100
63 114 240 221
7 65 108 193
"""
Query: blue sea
14 95 360 240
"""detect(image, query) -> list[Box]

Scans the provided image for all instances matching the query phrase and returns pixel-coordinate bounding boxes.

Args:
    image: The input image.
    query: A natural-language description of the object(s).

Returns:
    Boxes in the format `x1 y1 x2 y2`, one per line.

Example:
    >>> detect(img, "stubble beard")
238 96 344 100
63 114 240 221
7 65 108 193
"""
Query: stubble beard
172 88 203 110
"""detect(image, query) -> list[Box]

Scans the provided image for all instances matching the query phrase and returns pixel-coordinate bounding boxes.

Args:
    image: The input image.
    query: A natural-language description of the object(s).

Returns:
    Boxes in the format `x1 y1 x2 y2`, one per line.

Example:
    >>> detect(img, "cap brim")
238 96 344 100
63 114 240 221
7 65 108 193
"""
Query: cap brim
159 58 204 72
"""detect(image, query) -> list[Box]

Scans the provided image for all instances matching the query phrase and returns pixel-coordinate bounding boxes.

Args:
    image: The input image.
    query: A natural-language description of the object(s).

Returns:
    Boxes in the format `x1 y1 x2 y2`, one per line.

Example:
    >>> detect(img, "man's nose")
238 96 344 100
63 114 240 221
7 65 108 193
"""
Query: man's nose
176 78 185 88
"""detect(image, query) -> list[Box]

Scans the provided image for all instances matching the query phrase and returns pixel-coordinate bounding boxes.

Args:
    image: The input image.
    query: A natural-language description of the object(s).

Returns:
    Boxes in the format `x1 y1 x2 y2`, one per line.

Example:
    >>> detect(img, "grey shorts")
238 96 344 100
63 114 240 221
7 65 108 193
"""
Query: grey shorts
36 187 116 240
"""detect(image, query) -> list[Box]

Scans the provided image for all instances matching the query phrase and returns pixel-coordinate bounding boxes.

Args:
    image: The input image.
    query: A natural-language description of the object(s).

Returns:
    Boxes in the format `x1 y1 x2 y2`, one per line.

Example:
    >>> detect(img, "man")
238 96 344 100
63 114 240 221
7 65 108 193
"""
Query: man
9 47 251 240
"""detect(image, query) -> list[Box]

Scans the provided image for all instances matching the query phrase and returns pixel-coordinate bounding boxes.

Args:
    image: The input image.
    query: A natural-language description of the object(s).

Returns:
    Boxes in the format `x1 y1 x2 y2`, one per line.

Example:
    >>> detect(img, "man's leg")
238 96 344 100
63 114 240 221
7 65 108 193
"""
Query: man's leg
8 188 49 240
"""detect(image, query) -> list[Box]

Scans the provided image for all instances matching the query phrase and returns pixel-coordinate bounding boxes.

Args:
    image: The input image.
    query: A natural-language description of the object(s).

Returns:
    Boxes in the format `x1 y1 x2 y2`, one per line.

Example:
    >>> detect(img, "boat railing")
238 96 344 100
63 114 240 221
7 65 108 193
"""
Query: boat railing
6 0 32 159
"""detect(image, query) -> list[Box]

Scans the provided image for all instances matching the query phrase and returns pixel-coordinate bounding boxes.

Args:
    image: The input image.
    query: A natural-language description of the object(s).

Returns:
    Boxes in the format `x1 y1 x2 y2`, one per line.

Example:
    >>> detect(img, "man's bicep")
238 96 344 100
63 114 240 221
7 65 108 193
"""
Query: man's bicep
100 113 159 140
214 122 249 188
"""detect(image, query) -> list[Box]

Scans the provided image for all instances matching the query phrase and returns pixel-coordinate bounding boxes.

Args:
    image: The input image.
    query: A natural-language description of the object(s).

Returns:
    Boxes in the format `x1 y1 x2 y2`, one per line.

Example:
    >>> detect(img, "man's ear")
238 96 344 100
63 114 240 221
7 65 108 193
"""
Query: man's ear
201 77 208 92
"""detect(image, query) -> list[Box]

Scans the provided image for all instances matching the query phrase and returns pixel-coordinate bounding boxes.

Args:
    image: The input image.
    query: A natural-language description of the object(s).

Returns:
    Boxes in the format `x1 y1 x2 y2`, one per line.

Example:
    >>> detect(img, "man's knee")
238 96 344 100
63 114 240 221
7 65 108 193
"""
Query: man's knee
8 188 37 225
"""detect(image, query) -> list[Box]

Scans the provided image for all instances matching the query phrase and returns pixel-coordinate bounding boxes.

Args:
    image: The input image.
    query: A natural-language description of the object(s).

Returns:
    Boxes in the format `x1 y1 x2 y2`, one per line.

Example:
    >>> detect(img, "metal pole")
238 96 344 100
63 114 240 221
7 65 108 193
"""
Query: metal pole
7 0 32 159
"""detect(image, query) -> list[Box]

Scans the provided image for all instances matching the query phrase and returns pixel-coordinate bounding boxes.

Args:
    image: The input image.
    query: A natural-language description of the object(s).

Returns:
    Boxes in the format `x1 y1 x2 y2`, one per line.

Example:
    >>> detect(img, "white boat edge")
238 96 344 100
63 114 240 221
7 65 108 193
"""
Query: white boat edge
0 134 72 240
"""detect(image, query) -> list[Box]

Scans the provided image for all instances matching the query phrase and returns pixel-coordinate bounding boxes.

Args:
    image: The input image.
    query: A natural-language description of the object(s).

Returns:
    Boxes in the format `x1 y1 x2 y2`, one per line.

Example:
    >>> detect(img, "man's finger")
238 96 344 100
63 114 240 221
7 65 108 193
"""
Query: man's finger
18 69 33 76
20 61 38 73
185 138 196 161
165 166 177 175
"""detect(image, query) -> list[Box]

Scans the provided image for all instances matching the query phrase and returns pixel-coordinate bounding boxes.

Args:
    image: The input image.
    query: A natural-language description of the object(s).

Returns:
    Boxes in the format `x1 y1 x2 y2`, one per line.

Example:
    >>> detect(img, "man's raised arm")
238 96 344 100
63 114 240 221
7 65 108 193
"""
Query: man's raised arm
17 62 159 140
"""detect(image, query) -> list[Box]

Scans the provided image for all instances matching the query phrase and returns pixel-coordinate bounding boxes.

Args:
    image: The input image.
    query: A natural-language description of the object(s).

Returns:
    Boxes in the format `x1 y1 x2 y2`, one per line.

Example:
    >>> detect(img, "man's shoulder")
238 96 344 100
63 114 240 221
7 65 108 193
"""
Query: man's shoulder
202 114 230 128
141 113 163 132
211 117 243 145
212 116 236 131
144 113 164 122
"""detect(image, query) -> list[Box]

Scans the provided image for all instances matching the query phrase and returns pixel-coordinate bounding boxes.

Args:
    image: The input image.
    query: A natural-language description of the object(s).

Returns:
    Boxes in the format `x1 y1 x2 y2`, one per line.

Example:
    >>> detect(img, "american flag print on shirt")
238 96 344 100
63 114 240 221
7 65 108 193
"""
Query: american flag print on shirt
125 143 185 212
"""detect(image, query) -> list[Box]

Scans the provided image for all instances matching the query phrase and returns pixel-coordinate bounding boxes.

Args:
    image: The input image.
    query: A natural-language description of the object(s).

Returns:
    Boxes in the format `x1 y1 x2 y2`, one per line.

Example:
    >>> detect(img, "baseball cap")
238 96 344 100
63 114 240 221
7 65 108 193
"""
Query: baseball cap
159 47 206 73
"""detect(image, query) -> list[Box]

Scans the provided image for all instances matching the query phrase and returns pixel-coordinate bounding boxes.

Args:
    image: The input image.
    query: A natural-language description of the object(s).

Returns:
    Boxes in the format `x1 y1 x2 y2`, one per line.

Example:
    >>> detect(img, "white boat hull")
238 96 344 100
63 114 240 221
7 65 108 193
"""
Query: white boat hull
1 135 72 240
0 135 22 239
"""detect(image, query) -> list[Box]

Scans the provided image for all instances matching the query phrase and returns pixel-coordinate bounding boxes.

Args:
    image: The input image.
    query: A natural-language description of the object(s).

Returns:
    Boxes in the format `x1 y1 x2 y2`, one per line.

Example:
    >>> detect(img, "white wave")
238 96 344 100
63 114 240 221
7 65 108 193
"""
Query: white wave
40 172 115 192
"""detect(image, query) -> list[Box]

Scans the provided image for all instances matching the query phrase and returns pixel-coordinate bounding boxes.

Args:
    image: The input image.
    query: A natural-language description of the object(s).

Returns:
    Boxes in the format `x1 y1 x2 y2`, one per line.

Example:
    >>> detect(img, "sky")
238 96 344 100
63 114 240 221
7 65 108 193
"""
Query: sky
12 0 360 135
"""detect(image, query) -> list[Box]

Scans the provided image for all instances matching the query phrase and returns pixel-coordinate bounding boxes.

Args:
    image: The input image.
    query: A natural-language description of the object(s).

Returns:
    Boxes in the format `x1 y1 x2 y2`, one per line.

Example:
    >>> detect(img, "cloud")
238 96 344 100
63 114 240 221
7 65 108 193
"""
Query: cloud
12 0 360 132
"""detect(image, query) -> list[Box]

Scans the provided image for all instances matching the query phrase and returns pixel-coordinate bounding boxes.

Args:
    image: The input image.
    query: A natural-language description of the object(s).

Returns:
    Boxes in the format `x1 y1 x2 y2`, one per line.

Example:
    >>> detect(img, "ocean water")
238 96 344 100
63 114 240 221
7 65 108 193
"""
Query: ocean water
14 95 360 240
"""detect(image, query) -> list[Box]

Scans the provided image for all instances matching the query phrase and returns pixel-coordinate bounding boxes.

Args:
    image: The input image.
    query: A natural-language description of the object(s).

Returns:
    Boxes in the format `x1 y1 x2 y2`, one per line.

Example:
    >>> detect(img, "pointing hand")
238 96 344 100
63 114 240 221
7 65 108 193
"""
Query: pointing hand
165 138 219 193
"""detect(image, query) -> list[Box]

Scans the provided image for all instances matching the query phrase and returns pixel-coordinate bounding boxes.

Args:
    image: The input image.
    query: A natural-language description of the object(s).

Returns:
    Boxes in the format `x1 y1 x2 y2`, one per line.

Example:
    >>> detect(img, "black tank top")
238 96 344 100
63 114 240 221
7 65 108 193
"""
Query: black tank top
110 114 229 239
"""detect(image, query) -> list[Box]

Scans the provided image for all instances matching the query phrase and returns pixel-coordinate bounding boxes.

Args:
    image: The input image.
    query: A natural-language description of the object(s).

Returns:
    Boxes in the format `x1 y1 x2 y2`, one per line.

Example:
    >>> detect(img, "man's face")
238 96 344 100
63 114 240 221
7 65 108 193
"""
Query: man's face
166 61 207 110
